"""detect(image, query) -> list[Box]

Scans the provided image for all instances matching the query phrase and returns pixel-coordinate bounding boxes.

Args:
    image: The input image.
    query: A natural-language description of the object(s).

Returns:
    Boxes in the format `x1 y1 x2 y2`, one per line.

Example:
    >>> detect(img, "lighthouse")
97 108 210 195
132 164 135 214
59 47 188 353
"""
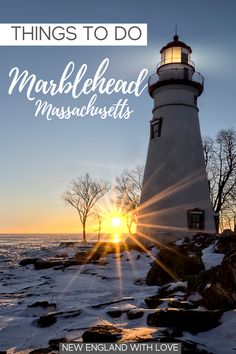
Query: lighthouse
137 34 215 242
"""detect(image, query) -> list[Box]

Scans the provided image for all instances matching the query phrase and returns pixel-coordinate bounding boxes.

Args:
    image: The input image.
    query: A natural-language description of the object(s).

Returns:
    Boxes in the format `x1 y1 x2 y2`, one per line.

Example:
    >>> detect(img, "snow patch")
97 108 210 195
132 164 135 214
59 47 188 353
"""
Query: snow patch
201 242 224 270
181 310 236 354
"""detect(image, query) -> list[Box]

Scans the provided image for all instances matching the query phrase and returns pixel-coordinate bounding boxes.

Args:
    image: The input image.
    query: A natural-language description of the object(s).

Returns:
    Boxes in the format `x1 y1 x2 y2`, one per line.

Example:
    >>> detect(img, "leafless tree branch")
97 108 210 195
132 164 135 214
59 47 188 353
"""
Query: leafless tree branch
62 173 110 242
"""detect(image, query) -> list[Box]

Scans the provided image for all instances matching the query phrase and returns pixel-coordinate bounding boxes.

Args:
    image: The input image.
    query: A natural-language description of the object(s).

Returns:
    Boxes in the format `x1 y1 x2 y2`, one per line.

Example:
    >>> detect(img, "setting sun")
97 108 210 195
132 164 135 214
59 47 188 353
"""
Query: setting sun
95 209 128 234
111 217 122 227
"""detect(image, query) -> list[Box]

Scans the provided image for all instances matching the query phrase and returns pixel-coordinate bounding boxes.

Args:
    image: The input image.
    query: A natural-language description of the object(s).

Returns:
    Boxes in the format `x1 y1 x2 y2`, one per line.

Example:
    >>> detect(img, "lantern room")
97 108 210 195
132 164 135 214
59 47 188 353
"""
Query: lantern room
148 34 204 97
160 34 192 67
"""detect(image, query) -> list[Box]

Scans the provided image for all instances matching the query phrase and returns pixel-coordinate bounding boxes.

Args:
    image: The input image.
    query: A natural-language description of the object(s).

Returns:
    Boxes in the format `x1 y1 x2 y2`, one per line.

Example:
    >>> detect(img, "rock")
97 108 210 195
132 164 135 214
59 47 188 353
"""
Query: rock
216 230 236 255
82 325 122 342
28 301 56 308
187 266 219 293
20 254 102 269
37 313 57 327
28 349 52 354
147 308 223 334
34 259 90 269
157 283 187 297
107 310 122 318
96 241 146 255
34 260 63 269
187 292 204 306
98 258 107 266
145 295 165 309
201 252 236 309
19 258 40 266
145 284 188 309
59 242 79 247
190 233 217 250
75 251 100 263
146 246 204 286
127 309 144 320
168 300 197 309
91 297 134 309
20 258 63 269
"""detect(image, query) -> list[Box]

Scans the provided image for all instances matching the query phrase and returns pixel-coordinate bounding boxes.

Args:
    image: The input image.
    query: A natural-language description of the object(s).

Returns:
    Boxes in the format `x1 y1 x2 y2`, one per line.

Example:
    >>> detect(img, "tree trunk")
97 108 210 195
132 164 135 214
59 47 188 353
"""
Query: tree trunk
82 222 86 243
98 227 101 242
214 213 220 233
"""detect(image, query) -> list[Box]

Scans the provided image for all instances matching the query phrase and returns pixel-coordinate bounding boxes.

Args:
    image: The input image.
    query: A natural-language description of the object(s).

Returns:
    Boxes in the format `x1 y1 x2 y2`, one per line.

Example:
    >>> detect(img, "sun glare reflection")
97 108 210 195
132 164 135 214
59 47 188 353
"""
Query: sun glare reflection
113 233 120 243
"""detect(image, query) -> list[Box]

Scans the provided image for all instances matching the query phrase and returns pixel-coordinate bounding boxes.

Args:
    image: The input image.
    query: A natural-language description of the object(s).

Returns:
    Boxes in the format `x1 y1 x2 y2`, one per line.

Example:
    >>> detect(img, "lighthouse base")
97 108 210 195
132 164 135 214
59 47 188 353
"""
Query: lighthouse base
129 229 216 248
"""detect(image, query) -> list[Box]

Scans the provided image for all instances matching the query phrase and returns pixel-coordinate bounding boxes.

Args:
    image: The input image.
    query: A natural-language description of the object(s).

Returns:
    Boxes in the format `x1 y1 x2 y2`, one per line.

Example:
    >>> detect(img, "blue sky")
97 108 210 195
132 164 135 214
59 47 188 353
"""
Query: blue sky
0 0 236 233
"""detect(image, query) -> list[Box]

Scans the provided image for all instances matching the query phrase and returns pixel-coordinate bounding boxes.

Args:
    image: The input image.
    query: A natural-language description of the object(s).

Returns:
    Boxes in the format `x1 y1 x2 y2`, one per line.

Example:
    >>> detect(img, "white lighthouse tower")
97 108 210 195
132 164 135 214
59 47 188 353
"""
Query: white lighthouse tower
138 34 215 242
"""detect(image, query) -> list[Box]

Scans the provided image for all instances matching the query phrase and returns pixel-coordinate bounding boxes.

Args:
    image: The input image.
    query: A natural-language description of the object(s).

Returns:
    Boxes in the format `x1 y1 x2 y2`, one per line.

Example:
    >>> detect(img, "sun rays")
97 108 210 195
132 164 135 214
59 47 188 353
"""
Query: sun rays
59 170 203 304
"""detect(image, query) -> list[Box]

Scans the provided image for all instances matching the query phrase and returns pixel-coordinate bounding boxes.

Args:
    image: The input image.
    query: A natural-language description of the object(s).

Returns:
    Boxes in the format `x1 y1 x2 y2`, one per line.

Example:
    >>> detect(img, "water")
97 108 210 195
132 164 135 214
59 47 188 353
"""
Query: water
0 233 101 268
0 233 93 245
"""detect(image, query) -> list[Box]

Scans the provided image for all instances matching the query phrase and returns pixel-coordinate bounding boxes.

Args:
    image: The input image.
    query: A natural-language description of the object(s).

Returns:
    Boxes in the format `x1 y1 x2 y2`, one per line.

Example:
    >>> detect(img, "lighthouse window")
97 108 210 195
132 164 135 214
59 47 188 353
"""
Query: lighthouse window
187 209 205 230
181 48 189 64
163 47 181 64
150 118 162 140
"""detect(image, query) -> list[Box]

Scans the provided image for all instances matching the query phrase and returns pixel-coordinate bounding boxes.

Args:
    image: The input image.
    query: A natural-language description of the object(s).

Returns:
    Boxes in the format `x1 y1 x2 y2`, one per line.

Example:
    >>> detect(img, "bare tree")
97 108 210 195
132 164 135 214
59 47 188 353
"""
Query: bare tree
220 197 236 232
203 128 236 232
115 165 144 234
62 174 110 242
94 207 104 242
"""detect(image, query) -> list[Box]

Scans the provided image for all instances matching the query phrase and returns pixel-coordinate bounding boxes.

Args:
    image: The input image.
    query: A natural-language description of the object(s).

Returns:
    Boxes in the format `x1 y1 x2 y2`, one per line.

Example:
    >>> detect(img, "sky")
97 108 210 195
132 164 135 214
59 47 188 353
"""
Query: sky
0 0 236 234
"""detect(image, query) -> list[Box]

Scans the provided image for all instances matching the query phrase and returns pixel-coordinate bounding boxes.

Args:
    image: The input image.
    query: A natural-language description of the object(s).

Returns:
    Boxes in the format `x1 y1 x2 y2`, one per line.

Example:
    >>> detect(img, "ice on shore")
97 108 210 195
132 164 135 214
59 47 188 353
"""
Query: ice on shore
0 242 155 351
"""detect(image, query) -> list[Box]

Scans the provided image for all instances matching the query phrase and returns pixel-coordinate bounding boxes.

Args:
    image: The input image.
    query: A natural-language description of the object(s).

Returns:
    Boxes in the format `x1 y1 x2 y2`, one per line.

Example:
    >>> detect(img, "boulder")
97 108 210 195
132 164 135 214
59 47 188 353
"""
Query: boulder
28 301 56 308
168 300 197 309
35 308 81 327
146 246 204 286
147 308 223 334
34 260 63 269
19 258 40 266
126 309 144 320
107 309 122 318
187 266 219 293
82 325 122 342
145 295 166 309
201 252 236 309
145 283 188 309
20 254 101 270
37 313 57 327
157 283 187 297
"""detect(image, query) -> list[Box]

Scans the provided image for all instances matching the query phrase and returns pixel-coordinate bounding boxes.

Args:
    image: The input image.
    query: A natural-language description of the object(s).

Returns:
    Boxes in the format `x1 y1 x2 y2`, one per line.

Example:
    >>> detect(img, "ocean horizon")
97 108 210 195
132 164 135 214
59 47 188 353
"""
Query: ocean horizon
0 233 128 246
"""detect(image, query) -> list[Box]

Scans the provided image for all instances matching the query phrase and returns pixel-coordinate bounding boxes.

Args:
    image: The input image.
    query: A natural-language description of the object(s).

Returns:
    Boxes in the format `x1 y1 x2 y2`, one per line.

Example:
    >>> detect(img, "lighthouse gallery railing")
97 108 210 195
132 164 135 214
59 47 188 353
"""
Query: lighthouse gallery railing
148 68 204 88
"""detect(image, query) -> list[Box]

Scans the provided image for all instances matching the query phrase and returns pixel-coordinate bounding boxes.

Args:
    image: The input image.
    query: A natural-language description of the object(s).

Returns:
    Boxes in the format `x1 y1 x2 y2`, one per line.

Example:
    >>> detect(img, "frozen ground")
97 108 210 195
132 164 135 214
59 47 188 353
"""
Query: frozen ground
0 240 157 352
0 236 235 354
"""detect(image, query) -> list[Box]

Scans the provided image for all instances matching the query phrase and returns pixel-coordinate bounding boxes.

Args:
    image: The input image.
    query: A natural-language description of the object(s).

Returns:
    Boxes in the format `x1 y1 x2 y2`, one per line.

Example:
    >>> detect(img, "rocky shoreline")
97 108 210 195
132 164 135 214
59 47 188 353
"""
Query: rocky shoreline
1 231 236 354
